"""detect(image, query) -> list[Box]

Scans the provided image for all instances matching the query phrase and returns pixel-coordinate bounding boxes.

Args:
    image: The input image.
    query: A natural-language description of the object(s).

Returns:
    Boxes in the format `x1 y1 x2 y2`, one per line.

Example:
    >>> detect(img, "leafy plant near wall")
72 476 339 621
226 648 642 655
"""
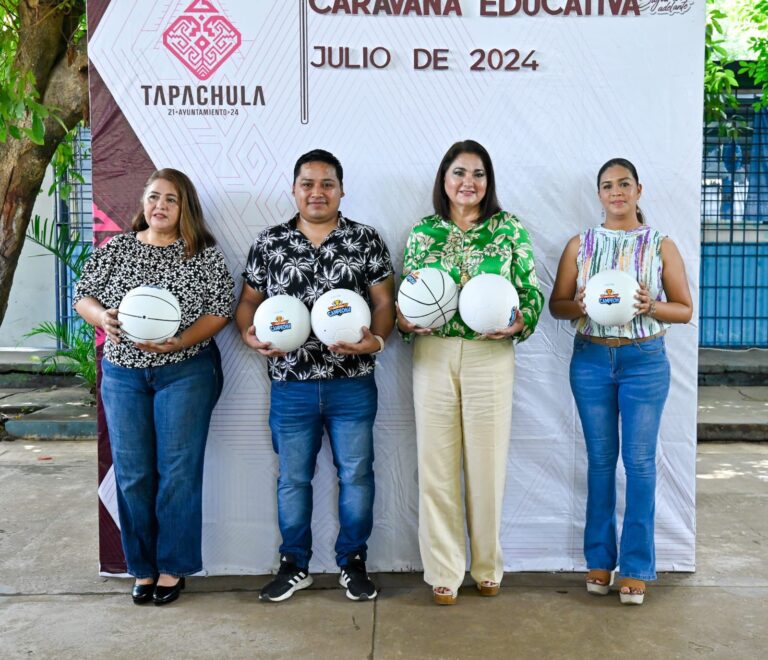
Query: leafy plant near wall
705 2 741 136
24 320 95 392
705 0 768 136
737 0 768 111
24 216 95 395
49 125 87 200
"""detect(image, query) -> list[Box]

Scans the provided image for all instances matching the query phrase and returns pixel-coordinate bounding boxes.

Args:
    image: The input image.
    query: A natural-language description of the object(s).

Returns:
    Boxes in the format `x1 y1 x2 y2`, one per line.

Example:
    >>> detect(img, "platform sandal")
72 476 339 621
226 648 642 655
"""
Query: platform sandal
586 569 614 596
619 578 646 605
433 586 457 605
476 580 500 597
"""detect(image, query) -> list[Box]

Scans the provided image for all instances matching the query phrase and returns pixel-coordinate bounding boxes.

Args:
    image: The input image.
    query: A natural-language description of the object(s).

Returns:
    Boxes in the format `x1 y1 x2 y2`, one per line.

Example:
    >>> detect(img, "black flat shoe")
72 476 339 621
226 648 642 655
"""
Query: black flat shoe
132 580 156 605
153 577 185 606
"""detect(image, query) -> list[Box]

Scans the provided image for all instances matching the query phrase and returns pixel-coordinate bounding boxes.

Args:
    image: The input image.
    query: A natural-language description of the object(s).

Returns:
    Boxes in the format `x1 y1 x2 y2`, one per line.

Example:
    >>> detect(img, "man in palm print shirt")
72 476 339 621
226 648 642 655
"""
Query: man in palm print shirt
236 149 395 602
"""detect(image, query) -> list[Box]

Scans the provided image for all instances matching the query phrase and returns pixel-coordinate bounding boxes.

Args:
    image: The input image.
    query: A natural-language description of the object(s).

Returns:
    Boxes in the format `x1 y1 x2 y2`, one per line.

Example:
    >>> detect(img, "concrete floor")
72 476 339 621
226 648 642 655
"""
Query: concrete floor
1 441 766 659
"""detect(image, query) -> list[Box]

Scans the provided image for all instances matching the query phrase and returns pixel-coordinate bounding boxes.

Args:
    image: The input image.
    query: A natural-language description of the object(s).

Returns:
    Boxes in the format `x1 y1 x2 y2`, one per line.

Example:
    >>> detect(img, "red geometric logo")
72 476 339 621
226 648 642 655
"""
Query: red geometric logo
162 1 242 81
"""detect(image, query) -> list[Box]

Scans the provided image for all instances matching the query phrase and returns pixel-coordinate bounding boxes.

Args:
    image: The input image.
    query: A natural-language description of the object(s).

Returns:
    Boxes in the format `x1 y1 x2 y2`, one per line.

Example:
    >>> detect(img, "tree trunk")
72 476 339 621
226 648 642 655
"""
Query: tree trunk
0 1 89 325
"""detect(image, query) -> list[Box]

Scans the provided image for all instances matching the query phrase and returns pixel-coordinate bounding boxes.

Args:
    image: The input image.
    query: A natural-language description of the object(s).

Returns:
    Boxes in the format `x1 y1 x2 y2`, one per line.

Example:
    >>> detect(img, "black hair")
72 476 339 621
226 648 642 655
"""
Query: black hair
293 149 344 185
432 140 501 223
597 157 644 224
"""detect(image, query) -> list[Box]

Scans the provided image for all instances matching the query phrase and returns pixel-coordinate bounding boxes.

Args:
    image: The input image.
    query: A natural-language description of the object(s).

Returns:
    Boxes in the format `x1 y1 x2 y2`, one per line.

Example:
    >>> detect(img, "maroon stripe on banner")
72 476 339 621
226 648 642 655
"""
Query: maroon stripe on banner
98 501 125 574
87 0 110 33
89 61 155 241
88 0 155 575
95 331 125 572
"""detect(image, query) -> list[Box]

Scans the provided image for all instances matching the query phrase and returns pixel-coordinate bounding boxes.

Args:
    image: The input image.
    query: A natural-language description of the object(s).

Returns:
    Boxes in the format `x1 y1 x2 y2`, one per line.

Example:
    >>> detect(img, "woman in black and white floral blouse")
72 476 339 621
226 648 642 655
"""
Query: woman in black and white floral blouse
75 169 234 606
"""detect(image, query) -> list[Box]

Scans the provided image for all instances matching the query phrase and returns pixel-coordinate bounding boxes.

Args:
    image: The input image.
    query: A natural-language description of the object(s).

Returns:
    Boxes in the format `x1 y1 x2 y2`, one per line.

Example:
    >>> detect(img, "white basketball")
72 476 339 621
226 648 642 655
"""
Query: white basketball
398 268 459 329
458 273 520 334
253 295 311 352
310 288 371 346
118 286 181 343
584 269 639 327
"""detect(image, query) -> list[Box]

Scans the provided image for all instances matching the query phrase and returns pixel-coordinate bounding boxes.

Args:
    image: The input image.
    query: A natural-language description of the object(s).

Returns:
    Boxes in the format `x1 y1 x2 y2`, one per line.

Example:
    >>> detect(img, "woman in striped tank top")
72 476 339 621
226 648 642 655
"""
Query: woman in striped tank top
549 158 692 605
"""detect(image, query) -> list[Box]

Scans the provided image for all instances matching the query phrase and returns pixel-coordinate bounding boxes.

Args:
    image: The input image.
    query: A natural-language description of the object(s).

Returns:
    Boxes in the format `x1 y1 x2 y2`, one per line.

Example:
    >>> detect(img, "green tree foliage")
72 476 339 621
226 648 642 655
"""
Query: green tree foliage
705 0 768 135
0 1 88 325
737 0 768 111
705 2 741 136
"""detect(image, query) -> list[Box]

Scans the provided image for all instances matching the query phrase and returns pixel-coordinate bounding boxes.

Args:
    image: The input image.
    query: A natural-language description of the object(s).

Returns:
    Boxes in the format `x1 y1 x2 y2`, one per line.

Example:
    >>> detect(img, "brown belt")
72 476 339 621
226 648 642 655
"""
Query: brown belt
576 331 665 347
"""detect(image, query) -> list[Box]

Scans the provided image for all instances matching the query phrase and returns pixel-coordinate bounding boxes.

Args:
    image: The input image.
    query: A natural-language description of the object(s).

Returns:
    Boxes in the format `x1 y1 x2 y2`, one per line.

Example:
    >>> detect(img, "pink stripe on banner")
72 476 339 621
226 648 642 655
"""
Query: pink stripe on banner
92 204 123 246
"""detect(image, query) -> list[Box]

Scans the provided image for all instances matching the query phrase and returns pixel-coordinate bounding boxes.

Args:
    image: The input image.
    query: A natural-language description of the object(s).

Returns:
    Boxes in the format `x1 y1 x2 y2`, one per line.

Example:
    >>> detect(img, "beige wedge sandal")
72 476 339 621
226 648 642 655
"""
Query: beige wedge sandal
586 569 614 596
476 580 500 597
433 586 457 605
619 578 646 605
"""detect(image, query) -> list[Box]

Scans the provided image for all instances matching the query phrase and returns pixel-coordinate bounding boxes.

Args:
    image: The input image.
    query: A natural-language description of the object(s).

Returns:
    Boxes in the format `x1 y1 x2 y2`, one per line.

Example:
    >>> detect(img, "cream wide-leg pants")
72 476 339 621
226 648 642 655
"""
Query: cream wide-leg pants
413 335 515 593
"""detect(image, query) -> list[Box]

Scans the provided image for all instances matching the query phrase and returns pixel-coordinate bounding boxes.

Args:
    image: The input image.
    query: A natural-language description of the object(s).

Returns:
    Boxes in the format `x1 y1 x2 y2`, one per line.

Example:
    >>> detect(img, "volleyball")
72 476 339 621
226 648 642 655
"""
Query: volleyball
398 268 459 329
118 286 181 343
311 288 372 346
253 295 311 353
458 273 520 334
583 269 639 326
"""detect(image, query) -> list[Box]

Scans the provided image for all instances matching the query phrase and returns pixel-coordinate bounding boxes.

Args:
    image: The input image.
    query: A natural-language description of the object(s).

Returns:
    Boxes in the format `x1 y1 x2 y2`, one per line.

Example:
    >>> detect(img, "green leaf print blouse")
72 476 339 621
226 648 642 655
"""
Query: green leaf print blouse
402 211 544 342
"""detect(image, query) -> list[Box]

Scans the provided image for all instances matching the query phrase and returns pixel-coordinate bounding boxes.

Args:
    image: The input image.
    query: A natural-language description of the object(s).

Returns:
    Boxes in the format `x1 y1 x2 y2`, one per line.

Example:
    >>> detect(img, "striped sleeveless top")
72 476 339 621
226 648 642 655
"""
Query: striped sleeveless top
575 224 669 339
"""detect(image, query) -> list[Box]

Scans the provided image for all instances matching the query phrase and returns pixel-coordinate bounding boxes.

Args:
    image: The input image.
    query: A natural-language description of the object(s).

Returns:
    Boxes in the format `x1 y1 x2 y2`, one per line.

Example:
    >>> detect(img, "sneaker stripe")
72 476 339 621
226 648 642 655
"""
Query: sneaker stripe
260 556 313 602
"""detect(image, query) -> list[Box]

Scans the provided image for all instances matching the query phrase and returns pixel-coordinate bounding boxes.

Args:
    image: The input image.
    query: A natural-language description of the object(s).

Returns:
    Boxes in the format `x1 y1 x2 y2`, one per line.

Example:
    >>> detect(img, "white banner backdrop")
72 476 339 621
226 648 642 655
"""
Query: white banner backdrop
89 0 703 573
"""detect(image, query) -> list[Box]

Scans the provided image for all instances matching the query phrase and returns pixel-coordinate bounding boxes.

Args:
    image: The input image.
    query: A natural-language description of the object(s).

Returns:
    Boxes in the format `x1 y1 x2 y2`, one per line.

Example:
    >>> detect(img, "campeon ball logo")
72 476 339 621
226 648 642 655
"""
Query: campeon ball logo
327 300 352 317
599 288 621 306
163 1 242 81
270 316 293 333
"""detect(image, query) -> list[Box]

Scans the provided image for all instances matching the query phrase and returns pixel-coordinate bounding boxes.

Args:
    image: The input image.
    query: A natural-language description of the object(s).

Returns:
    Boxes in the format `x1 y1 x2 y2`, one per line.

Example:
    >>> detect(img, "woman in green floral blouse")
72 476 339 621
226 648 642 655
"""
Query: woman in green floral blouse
397 140 543 605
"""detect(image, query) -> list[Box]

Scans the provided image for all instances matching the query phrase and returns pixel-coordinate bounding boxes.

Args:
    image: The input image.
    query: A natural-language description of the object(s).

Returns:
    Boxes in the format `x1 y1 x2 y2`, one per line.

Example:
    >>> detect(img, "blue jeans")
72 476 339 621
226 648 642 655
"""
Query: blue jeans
569 335 670 581
269 374 378 568
101 345 223 578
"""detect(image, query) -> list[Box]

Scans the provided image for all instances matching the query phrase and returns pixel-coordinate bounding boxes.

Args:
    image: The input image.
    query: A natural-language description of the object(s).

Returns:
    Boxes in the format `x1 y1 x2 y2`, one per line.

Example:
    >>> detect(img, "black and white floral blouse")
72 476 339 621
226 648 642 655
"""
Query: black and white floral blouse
74 232 234 368
243 213 393 381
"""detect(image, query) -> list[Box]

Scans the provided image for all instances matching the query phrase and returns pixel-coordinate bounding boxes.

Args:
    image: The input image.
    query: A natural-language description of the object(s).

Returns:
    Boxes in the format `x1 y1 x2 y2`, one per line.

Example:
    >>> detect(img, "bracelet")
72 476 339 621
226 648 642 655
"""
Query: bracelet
648 300 657 318
372 334 385 354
